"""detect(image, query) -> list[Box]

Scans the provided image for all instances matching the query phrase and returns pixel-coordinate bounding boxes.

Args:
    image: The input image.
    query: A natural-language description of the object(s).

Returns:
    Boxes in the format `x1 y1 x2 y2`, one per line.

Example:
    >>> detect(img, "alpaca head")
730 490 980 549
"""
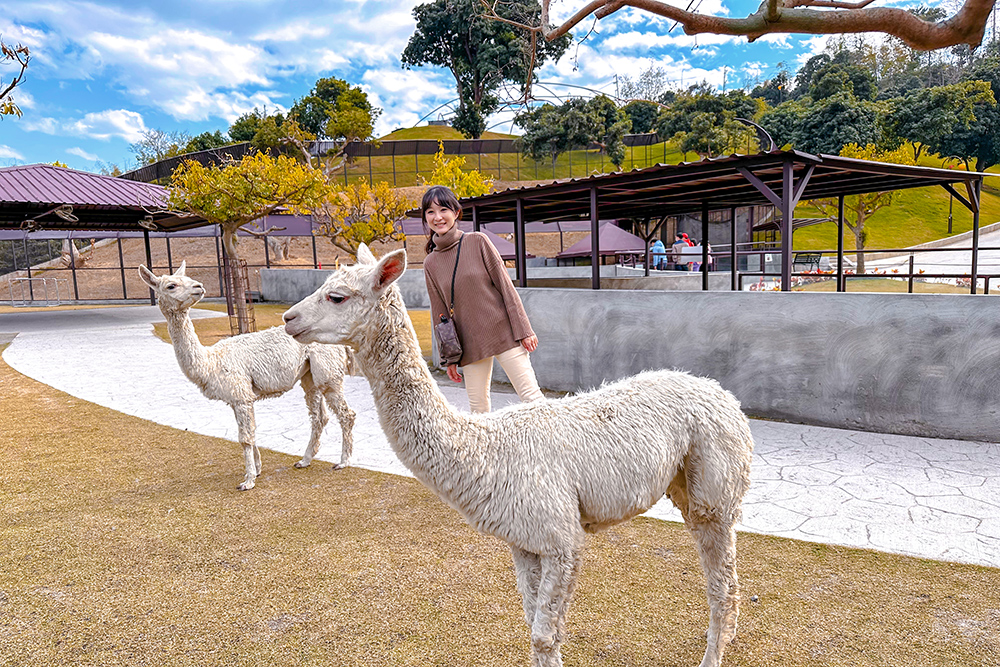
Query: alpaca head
138 261 206 313
284 244 407 346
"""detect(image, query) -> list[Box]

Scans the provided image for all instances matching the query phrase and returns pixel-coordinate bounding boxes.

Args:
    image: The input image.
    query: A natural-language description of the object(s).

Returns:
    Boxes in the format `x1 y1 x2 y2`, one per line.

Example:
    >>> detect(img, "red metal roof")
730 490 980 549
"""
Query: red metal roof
0 163 208 232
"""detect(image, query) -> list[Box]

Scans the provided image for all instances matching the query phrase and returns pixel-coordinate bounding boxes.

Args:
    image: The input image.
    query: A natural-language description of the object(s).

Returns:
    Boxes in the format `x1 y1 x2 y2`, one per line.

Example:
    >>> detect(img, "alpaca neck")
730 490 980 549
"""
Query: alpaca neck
163 307 211 383
356 298 476 493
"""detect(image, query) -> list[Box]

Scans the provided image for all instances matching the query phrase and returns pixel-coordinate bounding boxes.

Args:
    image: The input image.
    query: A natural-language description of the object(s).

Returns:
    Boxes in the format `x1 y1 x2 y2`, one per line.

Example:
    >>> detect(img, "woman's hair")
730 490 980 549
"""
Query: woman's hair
422 185 463 254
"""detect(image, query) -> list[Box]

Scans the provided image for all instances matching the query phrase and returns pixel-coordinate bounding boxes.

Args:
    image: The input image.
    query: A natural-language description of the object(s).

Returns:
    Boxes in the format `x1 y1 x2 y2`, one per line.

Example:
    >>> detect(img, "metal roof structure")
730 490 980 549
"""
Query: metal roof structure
462 150 990 291
0 164 209 232
556 223 645 259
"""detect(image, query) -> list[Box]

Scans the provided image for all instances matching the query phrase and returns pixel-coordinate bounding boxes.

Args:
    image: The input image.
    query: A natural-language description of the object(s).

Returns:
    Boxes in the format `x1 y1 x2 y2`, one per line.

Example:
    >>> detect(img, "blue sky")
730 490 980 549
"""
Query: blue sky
0 0 933 171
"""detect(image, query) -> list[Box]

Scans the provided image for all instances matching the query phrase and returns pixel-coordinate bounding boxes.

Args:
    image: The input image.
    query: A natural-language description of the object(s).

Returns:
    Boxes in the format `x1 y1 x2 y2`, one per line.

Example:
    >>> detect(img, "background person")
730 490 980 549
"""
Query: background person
649 238 667 270
422 185 544 413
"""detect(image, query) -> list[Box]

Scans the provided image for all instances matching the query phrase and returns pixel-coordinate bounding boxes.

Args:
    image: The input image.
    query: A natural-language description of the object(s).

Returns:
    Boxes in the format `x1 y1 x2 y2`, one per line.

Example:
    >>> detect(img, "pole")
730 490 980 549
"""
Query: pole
971 178 982 294
590 187 600 290
837 195 845 292
701 201 710 291
144 229 154 305
311 234 318 269
779 160 793 291
730 206 738 291
118 237 127 299
166 236 173 274
515 200 526 287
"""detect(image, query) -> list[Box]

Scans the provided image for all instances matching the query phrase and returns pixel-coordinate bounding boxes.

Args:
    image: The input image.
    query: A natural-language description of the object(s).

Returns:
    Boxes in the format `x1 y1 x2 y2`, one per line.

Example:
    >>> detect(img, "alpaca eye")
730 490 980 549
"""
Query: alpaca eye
327 294 347 304
166 284 176 290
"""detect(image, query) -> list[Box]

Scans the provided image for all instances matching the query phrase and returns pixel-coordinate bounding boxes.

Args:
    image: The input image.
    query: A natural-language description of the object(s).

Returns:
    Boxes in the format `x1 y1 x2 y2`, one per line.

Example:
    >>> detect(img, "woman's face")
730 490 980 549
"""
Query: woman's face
425 201 458 235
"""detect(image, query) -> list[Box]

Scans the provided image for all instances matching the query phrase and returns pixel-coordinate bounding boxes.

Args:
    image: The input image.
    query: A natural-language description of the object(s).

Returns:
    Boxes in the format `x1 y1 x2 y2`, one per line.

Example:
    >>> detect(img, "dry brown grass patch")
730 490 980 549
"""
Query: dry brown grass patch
1 344 997 666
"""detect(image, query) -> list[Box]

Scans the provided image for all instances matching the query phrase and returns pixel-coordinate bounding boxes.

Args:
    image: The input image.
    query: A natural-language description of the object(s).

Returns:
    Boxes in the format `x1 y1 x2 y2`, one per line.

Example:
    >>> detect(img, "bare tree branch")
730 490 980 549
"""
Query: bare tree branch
527 0 995 50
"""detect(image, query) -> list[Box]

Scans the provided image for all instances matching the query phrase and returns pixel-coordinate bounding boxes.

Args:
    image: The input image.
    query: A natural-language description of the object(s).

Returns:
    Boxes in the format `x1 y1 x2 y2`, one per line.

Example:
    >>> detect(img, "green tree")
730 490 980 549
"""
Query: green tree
516 96 631 169
401 0 570 138
939 57 1000 171
0 39 29 118
422 141 494 198
228 109 268 143
622 100 660 134
795 93 881 155
289 77 380 143
751 70 791 107
810 142 916 274
167 153 330 332
182 130 231 153
885 79 996 161
313 180 413 257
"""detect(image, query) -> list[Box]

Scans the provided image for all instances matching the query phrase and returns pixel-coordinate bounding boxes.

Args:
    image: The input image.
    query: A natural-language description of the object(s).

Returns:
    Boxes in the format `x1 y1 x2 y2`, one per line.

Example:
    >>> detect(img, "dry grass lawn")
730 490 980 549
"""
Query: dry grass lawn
1 343 998 666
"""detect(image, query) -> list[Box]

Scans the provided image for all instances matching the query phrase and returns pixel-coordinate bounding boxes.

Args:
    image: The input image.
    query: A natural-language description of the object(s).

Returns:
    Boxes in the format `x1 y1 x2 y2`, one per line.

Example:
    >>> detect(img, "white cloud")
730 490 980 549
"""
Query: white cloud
20 116 59 134
67 109 148 142
0 145 25 159
362 67 456 135
66 146 100 161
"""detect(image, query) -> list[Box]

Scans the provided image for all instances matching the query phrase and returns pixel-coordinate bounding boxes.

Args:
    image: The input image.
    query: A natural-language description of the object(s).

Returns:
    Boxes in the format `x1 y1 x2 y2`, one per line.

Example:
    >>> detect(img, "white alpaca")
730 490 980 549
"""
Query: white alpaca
139 261 356 491
282 245 755 667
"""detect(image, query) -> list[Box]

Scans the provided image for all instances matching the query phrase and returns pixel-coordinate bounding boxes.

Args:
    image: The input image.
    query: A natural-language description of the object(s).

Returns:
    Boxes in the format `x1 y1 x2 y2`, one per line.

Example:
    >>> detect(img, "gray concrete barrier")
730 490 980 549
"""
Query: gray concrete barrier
263 267 1000 441
518 289 1000 442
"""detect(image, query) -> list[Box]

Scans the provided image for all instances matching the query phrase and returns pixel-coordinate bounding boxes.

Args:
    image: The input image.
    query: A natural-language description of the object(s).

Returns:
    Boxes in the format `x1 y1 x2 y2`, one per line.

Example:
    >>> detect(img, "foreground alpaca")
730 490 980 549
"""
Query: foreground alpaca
282 245 754 667
139 262 356 490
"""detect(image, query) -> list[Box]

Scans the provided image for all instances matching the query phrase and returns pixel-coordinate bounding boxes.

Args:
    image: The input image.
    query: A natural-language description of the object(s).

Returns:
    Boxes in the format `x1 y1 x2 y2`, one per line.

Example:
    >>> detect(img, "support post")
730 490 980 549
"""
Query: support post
473 206 480 233
118 237 127 299
730 206 738 291
971 178 982 294
144 229 154 305
515 199 526 288
837 195 845 292
166 236 173 274
780 160 794 291
701 201 710 291
311 234 318 269
215 234 224 298
590 187 600 290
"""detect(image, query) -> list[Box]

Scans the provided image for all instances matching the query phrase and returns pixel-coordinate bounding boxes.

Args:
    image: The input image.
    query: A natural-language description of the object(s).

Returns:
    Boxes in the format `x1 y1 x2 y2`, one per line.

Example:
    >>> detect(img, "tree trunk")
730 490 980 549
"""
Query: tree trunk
222 230 252 334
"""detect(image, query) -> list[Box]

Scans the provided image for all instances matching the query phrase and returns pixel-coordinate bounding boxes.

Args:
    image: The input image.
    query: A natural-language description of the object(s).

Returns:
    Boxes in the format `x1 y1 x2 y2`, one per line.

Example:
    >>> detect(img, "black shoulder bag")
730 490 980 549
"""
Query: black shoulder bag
433 236 464 366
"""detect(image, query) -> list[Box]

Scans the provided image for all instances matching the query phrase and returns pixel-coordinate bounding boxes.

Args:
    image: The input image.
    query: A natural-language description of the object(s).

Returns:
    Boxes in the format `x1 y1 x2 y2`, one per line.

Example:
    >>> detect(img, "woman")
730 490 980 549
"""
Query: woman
422 185 543 413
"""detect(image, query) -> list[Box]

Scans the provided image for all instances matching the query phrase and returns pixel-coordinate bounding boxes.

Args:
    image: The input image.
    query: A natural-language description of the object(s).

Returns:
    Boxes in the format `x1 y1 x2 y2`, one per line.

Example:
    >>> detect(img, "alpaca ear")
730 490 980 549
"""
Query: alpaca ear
176 260 187 276
138 264 159 288
372 249 407 293
356 243 376 265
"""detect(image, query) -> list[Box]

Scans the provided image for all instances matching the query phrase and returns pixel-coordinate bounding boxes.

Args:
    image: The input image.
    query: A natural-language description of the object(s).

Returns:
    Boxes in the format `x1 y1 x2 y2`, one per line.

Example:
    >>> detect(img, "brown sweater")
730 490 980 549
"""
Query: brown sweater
424 227 534 367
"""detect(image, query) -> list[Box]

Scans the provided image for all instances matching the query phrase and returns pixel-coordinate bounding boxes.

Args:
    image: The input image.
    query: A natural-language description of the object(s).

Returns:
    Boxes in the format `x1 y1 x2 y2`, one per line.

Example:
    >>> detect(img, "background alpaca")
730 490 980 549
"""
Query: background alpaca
282 245 755 667
139 261 356 491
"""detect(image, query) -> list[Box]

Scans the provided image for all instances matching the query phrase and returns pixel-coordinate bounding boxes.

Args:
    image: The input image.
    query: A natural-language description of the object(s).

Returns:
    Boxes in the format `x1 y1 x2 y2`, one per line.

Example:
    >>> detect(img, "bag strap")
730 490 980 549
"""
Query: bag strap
448 235 463 318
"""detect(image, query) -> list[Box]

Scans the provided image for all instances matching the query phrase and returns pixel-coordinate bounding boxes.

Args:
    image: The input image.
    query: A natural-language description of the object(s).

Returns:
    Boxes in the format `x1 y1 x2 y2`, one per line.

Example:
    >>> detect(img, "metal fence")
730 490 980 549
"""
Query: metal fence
119 134 668 187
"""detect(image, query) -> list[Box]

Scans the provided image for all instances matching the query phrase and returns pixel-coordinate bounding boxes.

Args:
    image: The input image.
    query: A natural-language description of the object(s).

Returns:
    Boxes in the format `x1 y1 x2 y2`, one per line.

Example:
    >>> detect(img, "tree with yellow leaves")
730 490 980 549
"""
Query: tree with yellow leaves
313 179 414 258
168 152 330 332
422 141 494 199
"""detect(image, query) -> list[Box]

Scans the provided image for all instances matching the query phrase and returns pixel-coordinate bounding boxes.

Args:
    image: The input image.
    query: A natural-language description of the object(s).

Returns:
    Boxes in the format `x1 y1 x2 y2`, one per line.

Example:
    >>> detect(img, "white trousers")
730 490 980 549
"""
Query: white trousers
461 345 544 413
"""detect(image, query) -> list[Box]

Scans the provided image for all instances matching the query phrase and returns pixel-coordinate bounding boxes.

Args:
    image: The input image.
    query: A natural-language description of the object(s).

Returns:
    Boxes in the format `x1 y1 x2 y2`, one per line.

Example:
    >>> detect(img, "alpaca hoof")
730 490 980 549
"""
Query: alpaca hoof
294 460 309 469
238 480 255 491
332 462 348 471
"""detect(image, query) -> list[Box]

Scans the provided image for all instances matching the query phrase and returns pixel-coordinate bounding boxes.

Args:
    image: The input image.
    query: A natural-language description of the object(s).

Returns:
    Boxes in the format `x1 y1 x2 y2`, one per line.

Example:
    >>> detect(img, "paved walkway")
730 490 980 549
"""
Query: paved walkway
2 306 998 569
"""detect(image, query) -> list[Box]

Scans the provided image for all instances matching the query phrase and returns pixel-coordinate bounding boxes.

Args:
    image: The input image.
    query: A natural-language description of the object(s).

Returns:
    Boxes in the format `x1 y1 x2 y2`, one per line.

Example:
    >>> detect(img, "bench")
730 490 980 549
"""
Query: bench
793 252 822 271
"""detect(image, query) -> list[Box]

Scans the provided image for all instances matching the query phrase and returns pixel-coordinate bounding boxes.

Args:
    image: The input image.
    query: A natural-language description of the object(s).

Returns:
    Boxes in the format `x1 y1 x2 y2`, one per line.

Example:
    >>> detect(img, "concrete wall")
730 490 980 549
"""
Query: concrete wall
262 267 1000 441
518 289 1000 442
261 267 432 309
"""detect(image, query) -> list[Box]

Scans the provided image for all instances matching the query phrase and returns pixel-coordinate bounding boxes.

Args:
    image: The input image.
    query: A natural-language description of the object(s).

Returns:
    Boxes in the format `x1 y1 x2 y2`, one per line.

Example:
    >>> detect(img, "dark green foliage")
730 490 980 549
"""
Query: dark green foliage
0 239 62 275
401 0 570 138
228 109 268 143
883 80 995 160
183 131 230 153
623 100 661 134
751 71 791 107
515 95 631 167
289 77 379 142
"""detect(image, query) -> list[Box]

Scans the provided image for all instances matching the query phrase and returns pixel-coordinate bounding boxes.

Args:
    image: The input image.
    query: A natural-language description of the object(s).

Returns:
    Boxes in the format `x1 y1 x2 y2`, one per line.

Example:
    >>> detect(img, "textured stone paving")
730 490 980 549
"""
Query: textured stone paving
2 306 998 569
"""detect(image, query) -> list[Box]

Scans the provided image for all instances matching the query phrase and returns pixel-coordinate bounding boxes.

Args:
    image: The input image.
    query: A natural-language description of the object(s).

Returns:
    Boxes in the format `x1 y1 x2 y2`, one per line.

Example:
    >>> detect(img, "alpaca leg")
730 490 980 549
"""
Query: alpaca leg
295 374 328 469
324 387 356 470
233 403 257 491
690 518 741 667
510 546 542 628
530 551 580 667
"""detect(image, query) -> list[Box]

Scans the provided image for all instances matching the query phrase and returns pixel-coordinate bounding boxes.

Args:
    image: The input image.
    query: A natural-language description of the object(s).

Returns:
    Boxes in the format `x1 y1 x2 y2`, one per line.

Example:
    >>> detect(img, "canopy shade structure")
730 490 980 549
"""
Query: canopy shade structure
459 150 990 291
0 164 209 232
556 223 644 259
